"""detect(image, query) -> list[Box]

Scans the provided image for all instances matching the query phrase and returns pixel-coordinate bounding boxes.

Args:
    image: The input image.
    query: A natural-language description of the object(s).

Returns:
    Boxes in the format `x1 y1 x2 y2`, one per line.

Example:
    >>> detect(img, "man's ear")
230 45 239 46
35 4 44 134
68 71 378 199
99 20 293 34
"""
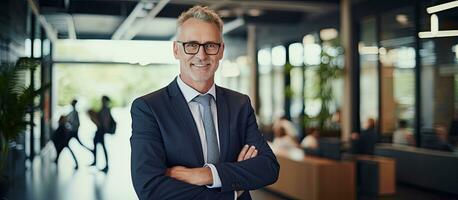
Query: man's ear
218 42 225 60
173 41 179 59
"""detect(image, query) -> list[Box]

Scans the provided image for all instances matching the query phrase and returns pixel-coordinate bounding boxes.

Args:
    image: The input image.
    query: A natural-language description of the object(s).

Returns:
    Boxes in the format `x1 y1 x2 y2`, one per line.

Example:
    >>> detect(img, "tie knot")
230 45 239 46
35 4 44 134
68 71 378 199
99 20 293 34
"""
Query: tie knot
193 94 213 106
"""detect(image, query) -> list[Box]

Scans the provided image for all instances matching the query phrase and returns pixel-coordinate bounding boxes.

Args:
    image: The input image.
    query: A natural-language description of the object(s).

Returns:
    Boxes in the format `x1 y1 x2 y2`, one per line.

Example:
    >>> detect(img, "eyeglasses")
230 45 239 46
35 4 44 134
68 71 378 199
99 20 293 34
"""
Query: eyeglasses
176 41 221 55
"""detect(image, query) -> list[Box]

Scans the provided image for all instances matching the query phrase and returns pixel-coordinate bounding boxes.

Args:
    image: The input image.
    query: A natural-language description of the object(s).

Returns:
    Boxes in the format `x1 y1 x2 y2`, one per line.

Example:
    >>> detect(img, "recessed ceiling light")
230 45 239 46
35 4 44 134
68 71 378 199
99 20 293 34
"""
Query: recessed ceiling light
396 14 408 25
248 8 263 17
320 28 338 41
218 9 231 18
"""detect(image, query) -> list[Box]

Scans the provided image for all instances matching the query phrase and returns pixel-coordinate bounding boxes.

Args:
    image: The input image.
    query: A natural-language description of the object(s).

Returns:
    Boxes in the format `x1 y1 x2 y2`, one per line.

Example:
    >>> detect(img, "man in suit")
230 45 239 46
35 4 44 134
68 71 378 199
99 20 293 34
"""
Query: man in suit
130 6 279 200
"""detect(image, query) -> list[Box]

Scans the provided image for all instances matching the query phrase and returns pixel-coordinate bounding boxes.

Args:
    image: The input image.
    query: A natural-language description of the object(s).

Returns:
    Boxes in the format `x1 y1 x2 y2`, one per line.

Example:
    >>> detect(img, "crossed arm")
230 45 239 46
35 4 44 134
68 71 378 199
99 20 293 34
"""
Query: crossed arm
130 97 279 200
166 145 259 198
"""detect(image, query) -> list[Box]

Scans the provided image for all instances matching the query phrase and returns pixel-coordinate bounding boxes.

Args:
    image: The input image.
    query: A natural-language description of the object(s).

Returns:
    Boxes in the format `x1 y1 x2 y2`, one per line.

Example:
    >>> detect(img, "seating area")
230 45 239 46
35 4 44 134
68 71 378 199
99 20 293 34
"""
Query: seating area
375 144 458 195
267 151 356 200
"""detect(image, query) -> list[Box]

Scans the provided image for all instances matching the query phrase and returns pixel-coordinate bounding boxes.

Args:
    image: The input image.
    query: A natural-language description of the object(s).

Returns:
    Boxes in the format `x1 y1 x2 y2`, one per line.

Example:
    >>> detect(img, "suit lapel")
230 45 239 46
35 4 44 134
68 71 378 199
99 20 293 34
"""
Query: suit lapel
216 86 230 162
167 79 205 165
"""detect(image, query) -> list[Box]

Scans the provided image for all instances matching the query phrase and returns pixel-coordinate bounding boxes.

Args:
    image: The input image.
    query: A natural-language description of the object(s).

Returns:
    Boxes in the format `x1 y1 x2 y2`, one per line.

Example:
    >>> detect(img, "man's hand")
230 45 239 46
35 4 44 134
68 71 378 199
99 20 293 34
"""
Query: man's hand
165 145 258 198
236 145 258 198
166 166 213 186
237 145 258 161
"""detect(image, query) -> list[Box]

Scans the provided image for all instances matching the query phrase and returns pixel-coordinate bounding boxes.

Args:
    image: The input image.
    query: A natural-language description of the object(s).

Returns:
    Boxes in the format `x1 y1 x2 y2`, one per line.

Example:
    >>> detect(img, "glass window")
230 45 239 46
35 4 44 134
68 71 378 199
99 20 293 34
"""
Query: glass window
303 34 321 66
303 31 343 131
304 67 320 117
290 67 303 119
289 43 305 125
272 45 286 68
258 48 271 67
236 56 251 99
271 46 285 118
379 7 416 136
273 66 285 119
419 0 458 144
359 16 379 130
303 34 321 127
216 60 240 92
54 40 178 65
24 62 42 157
289 43 304 67
258 48 273 125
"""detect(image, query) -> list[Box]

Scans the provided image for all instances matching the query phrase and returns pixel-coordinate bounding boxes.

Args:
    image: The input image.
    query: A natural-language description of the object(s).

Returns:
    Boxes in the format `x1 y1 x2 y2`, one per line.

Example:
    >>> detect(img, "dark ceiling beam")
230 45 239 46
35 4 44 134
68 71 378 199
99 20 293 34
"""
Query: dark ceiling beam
208 0 231 10
66 0 137 15
122 0 170 40
170 0 338 13
27 0 59 42
111 1 147 40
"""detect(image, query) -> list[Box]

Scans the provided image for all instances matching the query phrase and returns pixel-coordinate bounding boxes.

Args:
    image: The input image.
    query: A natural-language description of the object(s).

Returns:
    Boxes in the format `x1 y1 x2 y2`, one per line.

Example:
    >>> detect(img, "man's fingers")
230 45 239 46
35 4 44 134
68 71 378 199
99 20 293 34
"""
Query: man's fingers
251 150 258 158
238 145 258 161
237 145 249 161
244 146 256 160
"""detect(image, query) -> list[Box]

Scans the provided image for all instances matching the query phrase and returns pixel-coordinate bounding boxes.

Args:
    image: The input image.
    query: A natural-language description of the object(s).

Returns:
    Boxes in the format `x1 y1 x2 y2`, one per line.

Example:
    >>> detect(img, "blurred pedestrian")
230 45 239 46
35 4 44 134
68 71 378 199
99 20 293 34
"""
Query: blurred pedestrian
52 115 79 169
88 96 116 173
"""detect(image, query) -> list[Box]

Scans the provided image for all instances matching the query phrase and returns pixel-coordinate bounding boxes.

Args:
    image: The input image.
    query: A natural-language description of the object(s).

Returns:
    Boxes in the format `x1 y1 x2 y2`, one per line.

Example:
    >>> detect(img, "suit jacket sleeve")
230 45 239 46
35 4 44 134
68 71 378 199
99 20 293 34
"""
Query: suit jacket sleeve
130 98 234 200
215 96 280 192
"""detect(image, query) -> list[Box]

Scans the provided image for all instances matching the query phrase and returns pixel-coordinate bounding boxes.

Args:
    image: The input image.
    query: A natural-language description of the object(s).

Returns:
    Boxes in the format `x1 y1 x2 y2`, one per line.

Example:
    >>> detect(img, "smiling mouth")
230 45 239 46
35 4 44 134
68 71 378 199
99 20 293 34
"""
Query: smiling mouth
191 63 210 68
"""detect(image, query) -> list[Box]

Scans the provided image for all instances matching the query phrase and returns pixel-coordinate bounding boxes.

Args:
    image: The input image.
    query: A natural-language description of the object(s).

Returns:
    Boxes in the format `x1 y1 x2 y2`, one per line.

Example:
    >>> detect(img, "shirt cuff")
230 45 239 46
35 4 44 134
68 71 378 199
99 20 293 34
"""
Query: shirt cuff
234 191 237 200
204 163 222 188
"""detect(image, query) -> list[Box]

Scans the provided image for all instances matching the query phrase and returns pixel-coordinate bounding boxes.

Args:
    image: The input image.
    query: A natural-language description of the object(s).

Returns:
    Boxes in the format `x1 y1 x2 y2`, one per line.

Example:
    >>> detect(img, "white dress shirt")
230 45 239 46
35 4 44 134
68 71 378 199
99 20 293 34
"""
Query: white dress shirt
176 76 223 188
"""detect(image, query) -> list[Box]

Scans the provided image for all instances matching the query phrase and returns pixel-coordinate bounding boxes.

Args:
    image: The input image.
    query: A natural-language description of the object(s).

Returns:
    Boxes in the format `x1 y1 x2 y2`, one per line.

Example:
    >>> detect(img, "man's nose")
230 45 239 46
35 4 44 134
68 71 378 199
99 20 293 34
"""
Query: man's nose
195 45 208 60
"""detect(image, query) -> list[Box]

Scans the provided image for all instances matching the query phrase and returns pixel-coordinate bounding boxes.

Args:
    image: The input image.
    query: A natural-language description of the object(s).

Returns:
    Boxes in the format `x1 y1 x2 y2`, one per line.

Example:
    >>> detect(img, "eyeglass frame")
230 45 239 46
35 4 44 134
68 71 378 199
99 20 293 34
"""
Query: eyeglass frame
176 41 222 55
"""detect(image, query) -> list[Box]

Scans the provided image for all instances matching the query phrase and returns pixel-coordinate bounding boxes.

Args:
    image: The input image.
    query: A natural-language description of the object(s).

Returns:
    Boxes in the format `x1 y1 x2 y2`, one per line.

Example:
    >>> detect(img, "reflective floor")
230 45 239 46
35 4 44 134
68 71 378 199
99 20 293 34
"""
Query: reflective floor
6 150 284 200
5 106 285 200
5 106 458 200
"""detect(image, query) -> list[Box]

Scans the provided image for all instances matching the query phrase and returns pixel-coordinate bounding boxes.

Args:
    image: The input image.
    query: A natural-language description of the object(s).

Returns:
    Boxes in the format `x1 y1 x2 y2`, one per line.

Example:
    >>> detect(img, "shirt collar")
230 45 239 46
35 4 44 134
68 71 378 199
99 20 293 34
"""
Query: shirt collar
177 75 216 103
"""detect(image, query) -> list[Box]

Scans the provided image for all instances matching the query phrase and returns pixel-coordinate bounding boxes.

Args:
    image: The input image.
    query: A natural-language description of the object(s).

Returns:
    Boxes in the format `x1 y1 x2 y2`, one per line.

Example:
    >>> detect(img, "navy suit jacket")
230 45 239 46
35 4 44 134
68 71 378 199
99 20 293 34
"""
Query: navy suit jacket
130 79 279 200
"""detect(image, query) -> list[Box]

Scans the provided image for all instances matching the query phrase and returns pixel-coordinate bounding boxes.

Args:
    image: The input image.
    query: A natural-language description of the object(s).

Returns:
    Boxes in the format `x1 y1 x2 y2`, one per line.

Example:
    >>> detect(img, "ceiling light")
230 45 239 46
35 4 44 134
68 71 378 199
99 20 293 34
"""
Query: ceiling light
320 28 338 41
396 14 408 25
248 9 262 17
218 9 231 18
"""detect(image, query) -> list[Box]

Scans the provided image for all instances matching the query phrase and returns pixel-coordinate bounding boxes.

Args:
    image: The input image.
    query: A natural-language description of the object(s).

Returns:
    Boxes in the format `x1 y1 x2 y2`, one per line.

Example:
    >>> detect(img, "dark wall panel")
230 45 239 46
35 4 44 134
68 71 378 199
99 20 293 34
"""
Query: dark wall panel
0 0 28 64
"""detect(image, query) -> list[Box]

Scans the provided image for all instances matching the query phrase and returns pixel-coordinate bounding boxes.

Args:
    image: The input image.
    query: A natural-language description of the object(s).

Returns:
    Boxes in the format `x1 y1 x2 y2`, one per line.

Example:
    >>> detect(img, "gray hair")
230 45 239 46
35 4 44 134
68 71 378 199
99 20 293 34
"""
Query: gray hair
177 6 223 33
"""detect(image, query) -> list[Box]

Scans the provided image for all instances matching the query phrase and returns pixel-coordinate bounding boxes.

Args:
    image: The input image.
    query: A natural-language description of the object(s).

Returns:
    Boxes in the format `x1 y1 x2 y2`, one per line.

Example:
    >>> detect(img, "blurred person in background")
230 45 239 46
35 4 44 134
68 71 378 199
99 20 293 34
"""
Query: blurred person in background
301 127 320 150
449 111 458 145
351 118 378 155
433 124 454 152
392 119 415 146
66 99 92 151
272 126 299 150
272 116 299 140
52 115 79 169
89 96 116 173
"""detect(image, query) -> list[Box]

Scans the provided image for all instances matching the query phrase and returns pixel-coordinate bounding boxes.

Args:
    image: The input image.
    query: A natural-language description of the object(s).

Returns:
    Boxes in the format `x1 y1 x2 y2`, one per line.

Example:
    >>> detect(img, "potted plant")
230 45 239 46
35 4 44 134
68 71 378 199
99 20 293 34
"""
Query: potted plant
0 57 48 195
305 39 343 135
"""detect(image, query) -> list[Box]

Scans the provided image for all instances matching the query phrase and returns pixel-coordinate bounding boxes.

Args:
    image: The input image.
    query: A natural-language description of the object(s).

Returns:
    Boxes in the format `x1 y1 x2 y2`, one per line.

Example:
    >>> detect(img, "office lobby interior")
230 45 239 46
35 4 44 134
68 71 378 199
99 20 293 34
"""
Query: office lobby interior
1 0 458 199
